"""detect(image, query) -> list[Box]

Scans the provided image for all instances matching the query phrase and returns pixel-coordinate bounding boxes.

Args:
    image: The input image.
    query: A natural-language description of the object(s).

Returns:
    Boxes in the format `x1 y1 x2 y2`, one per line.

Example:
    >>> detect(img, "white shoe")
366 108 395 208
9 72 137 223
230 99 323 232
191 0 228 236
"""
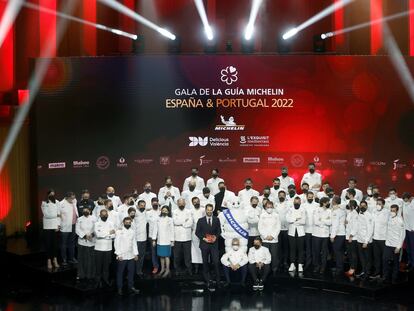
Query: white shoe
288 263 296 272
298 264 303 272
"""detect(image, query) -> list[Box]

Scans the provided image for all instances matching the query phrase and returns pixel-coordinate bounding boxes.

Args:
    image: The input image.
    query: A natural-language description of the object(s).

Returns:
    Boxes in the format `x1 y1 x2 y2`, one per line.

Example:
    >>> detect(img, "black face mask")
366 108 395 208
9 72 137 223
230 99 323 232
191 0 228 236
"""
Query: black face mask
98 201 104 206
326 203 331 209
279 197 285 203
294 203 300 209
219 187 225 193
139 208 145 213
145 188 151 193
346 205 350 210
264 193 270 198
273 185 280 190
194 204 200 209
212 174 218 178
191 172 197 177
152 205 159 210
309 168 315 174
328 193 334 198
166 183 172 188
132 193 139 199
101 216 108 221
373 193 379 198
161 212 168 217
245 186 252 190
83 211 90 217
107 193 114 198
282 172 288 178
252 203 258 208
254 244 260 249
302 189 308 194
360 207 367 213
128 200 135 206
178 205 185 210
130 214 135 219
48 196 56 203
345 195 350 200
189 186 196 191
107 206 113 211
124 224 131 229
289 190 295 197
307 199 313 204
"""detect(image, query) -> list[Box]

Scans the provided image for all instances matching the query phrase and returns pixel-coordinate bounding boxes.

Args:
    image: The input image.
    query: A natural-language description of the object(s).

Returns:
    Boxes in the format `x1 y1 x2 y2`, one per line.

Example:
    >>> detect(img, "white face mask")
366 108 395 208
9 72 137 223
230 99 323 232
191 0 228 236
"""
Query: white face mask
232 245 239 251
376 205 382 211
391 211 397 218
390 194 397 200
266 208 273 214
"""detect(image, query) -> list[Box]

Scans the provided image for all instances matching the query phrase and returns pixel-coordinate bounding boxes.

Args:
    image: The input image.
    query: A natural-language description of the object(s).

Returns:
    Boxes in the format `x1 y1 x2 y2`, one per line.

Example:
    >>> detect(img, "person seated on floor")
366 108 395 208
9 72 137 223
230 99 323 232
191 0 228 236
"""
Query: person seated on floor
220 238 248 287
248 236 271 291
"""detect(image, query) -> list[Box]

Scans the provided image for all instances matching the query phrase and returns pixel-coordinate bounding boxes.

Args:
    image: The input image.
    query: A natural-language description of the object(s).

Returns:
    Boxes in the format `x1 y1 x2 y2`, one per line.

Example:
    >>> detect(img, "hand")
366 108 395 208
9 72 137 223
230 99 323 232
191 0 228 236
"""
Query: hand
362 243 368 249
266 235 273 241
394 248 400 254
348 238 353 243
134 256 138 261
171 242 175 247
235 264 240 270
116 256 123 261
152 240 156 247
203 237 208 243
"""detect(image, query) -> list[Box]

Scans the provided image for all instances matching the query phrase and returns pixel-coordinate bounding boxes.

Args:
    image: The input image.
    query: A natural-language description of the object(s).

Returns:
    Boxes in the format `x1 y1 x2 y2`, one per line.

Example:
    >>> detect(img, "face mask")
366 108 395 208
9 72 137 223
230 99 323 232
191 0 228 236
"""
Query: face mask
345 195 350 200
139 208 145 213
273 185 280 190
376 205 382 211
129 200 135 206
130 214 136 219
101 216 108 221
326 203 331 209
367 189 372 196
162 212 168 217
107 193 114 198
98 201 104 206
49 196 56 203
132 193 139 199
328 193 334 198
194 203 200 209
307 199 313 204
390 194 396 200
232 245 239 251
144 188 151 193
266 208 273 214
212 174 218 178
302 189 308 194
178 205 185 210
360 207 367 213
373 193 379 198
252 203 258 208
254 244 260 249
124 224 131 229
289 190 295 197
391 211 397 217
166 183 172 188
345 205 350 210
152 204 159 210
279 197 285 203
191 172 197 177
189 186 196 191
245 185 252 190
107 206 113 211
83 211 90 217
294 203 300 209
309 168 315 174
219 187 225 193
281 172 288 178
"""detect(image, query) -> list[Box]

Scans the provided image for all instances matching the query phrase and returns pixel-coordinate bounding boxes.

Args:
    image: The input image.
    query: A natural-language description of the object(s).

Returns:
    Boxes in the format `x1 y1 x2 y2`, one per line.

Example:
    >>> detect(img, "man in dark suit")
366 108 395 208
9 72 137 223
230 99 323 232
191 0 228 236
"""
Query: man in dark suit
196 204 222 288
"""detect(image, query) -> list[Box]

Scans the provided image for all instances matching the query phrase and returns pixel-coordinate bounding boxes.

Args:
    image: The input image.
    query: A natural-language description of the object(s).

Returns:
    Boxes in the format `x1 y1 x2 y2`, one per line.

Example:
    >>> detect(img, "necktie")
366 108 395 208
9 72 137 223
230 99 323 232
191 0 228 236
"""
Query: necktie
208 217 212 227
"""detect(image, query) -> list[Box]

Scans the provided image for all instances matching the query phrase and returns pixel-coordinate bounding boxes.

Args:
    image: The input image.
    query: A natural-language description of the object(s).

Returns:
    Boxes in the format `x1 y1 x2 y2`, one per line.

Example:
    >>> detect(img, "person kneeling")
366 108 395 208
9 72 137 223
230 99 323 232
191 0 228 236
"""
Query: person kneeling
248 237 271 291
220 238 248 287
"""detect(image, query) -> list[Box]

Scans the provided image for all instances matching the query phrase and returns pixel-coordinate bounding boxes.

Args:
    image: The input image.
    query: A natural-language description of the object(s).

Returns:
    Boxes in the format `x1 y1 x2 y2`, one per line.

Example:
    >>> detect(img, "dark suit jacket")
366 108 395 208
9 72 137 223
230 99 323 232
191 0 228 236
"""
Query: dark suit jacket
196 216 221 249
214 192 225 215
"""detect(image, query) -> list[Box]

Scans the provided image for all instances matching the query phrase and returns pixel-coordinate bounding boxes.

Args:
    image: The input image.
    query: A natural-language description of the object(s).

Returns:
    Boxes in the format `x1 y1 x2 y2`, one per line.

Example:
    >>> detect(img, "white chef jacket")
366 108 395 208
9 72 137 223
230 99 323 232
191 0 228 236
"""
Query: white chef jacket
94 219 115 251
316 191 329 200
41 200 61 230
114 227 138 260
345 210 358 240
356 211 374 244
385 216 406 248
138 191 157 210
286 206 306 237
198 194 215 210
172 208 193 241
206 177 225 195
181 189 202 208
246 205 262 236
340 188 363 203
152 216 175 246
303 201 318 234
191 207 206 231
221 249 249 267
146 208 160 239
365 196 377 213
238 188 260 209
385 197 404 216
190 206 205 264
248 246 272 264
277 175 295 190
330 206 346 238
301 172 322 192
403 201 414 231
275 201 289 231
183 175 205 192
108 209 121 229
107 195 122 210
59 199 78 233
372 208 390 241
158 186 181 210
258 211 281 243
75 215 97 247
93 204 106 219
133 209 148 242
312 207 331 238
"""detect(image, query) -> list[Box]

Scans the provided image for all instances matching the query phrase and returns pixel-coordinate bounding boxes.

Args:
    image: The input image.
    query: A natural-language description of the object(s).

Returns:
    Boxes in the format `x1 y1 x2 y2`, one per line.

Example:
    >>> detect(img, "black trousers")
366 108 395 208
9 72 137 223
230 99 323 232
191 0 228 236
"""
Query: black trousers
305 233 313 267
223 265 248 283
288 232 305 264
278 231 289 266
174 241 192 272
372 239 385 275
312 236 329 270
383 245 400 281
201 246 220 283
332 235 345 272
135 241 147 274
357 242 372 274
263 242 279 272
95 250 112 284
43 229 58 260
249 263 270 282
116 259 135 290
78 245 95 279
346 240 358 270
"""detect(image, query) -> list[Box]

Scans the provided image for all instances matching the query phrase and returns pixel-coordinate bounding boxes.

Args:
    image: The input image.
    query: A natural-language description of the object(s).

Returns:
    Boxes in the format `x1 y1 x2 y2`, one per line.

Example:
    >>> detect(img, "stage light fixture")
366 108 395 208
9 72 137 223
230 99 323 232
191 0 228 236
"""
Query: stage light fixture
244 0 263 41
132 34 145 54
194 0 214 41
282 0 353 40
241 37 254 54
0 0 24 47
98 0 176 40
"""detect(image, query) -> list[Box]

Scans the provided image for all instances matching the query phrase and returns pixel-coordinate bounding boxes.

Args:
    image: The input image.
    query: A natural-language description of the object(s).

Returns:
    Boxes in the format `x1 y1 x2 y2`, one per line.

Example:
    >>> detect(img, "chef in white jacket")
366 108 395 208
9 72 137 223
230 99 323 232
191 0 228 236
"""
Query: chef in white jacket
173 198 193 275
106 186 122 210
385 188 403 216
206 168 224 195
275 190 289 269
355 200 374 278
181 181 202 208
383 204 405 283
300 162 322 193
340 178 363 203
330 196 346 275
286 197 306 272
190 196 205 273
198 187 215 210
114 217 139 295
303 192 318 270
220 238 249 286
248 237 272 290
312 197 331 274
94 209 115 287
41 189 61 270
106 199 121 229
158 176 181 210
345 200 359 277
138 182 157 211
237 178 260 208
75 207 97 281
146 198 161 274
278 167 295 190
246 196 261 248
133 201 148 277
258 201 281 275
183 167 205 191
59 192 78 265
371 197 389 277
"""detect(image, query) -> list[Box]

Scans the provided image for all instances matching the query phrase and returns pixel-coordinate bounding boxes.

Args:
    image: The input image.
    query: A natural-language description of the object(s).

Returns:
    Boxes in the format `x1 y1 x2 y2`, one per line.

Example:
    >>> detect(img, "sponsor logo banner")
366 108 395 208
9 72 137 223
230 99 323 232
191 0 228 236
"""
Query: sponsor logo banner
48 162 66 169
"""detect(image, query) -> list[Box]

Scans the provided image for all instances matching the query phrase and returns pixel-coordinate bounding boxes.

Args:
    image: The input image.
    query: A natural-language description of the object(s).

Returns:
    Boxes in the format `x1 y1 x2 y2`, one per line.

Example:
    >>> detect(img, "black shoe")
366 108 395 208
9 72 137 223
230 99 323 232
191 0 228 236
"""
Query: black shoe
129 287 140 295
356 272 365 278
370 273 381 279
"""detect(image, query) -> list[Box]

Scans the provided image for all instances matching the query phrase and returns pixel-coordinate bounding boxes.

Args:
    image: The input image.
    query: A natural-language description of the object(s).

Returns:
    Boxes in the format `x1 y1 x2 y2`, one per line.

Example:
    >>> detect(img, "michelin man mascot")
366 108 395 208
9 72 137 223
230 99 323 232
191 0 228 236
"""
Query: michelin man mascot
218 197 249 253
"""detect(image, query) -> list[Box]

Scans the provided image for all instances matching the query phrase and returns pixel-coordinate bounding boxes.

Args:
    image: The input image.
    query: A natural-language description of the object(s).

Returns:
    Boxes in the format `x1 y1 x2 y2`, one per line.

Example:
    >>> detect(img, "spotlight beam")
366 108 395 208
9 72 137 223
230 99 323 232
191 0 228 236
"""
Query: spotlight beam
0 0 24 47
282 0 354 40
244 0 263 41
98 0 176 40
194 0 213 40
0 0 78 173
22 1 138 40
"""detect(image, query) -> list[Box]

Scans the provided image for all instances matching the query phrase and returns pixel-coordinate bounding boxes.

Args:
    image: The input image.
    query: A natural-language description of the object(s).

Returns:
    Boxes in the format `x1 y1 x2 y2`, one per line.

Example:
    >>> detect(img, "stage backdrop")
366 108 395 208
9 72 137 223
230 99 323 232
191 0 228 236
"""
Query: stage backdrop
34 55 414 201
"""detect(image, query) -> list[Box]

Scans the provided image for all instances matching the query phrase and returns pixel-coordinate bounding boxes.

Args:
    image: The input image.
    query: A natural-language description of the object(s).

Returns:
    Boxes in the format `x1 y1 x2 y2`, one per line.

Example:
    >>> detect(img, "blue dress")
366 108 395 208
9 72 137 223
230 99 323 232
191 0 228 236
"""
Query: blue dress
157 244 171 257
